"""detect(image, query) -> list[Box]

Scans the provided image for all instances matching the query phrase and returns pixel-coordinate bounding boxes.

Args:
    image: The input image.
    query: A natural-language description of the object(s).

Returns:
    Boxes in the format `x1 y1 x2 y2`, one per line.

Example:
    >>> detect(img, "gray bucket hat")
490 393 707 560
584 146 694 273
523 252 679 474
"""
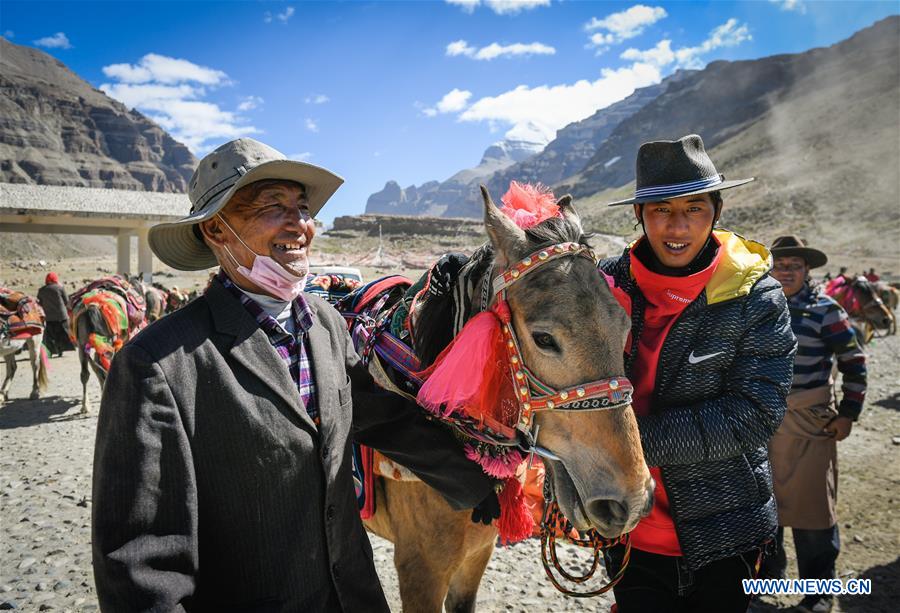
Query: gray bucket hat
607 134 754 206
149 138 344 271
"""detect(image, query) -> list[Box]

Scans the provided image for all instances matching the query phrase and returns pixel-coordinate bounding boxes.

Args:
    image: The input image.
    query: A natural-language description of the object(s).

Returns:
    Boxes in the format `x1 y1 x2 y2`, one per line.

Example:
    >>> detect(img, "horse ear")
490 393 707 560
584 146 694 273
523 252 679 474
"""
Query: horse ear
481 185 526 264
556 194 582 229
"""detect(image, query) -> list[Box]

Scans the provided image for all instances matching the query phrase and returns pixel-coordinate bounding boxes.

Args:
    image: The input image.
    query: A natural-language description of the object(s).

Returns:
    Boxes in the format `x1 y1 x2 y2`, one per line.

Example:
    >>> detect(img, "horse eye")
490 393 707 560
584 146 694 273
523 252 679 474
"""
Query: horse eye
531 332 559 352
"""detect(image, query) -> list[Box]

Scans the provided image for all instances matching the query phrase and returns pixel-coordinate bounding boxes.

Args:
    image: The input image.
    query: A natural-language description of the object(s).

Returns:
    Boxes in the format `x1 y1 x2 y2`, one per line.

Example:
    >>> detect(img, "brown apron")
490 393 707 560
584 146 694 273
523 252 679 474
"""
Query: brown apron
768 385 838 529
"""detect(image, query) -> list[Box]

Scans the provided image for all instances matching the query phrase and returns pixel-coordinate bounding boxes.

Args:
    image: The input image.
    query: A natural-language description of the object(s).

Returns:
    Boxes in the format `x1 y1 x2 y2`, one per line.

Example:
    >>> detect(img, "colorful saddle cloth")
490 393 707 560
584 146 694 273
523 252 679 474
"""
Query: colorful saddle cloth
68 275 146 331
0 288 45 339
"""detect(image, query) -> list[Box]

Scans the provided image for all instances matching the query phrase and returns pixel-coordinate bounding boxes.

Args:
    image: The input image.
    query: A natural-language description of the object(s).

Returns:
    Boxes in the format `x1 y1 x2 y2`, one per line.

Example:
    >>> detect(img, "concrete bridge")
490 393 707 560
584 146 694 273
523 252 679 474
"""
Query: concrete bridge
1 183 189 282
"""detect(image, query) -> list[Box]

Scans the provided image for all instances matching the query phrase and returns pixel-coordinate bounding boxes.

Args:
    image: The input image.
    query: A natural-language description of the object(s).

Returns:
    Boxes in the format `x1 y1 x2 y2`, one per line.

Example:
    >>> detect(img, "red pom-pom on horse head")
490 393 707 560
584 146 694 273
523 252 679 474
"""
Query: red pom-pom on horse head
499 181 562 229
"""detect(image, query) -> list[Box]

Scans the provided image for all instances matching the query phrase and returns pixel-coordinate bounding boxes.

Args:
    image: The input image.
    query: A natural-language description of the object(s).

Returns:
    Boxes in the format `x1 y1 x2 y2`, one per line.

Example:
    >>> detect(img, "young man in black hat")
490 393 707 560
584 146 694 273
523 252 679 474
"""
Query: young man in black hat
599 134 797 612
764 236 867 613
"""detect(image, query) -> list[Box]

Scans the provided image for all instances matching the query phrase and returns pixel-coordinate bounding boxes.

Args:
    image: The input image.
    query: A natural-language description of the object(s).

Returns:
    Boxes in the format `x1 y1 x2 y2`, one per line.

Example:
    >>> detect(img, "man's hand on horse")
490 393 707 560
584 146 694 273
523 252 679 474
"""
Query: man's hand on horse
824 416 853 441
470 491 501 526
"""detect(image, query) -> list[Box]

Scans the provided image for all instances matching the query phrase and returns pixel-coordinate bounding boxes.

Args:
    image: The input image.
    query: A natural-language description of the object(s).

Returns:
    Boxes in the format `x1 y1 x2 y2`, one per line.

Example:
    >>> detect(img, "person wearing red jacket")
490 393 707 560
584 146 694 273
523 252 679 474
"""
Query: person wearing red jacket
599 135 796 612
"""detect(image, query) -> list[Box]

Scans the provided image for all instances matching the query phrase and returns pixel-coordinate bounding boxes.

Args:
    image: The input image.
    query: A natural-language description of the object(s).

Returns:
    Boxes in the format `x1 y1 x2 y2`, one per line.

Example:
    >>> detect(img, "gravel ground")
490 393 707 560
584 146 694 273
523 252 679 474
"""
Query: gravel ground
1 334 898 612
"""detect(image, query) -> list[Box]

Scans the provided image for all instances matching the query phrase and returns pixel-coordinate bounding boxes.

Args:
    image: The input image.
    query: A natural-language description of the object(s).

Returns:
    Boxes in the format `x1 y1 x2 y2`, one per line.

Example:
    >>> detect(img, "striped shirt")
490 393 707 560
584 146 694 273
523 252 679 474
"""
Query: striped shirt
788 284 866 419
218 271 319 425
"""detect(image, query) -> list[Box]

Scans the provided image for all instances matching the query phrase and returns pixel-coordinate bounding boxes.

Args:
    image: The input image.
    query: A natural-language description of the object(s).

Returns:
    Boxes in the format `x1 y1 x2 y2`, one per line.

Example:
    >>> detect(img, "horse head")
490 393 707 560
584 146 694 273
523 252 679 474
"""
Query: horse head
480 186 653 537
851 278 893 332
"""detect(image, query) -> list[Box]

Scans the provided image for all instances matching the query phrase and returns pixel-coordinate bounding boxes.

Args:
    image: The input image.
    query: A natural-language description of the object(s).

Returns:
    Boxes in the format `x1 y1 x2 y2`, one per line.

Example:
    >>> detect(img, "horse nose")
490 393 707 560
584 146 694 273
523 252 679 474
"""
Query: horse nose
585 497 630 533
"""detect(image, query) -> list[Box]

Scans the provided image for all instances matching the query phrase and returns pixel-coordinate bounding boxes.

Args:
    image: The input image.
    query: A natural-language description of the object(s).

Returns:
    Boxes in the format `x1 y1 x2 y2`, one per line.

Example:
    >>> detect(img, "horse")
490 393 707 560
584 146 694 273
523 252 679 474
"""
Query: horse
355 185 653 612
69 277 146 413
825 276 895 343
0 289 49 403
143 285 167 322
1 331 48 403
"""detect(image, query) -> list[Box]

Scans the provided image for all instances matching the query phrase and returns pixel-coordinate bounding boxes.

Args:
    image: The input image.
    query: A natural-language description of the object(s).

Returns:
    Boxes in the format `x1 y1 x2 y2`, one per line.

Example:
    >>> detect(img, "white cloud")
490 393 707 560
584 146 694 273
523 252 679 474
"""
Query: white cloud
33 32 72 49
102 53 228 85
445 0 550 16
621 18 751 70
446 39 555 60
100 53 258 153
585 5 667 53
289 152 312 162
446 0 480 13
423 88 473 117
305 94 330 104
620 39 674 67
304 118 319 133
458 62 662 141
237 95 264 111
264 6 295 23
769 0 806 13
3 30 14 39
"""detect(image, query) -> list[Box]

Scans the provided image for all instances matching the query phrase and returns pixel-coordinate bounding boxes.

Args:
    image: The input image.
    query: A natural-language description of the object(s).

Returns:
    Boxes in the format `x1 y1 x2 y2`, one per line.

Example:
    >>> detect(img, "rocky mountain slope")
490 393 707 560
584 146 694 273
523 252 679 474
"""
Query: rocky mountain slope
365 132 545 217
0 37 196 192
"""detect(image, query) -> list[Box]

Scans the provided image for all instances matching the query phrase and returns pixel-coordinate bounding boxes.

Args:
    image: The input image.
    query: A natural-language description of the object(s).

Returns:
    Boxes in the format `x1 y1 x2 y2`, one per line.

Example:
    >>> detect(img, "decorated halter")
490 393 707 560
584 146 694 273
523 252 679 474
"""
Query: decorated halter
491 241 634 440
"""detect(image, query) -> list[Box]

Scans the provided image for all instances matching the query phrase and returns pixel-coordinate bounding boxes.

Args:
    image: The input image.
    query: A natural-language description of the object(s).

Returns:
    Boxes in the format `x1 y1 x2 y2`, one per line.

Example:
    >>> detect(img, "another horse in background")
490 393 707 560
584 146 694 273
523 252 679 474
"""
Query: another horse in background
143 284 168 322
826 276 895 342
352 185 653 612
69 276 146 413
0 288 48 403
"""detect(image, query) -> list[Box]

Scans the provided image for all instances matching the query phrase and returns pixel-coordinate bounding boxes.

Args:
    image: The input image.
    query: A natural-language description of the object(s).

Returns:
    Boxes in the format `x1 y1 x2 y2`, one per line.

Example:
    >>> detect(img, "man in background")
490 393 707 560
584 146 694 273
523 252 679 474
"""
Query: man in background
36 272 72 357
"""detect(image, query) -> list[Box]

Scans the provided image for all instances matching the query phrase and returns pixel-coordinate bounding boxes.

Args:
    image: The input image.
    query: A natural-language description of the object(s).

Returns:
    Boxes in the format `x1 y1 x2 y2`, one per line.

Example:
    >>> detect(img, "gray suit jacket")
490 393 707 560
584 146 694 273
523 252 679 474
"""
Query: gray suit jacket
92 279 494 612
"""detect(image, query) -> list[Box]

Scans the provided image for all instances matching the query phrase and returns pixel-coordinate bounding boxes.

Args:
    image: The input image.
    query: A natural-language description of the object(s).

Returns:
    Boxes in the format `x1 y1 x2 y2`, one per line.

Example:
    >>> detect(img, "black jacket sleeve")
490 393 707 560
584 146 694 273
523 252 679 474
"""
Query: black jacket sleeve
92 343 197 612
341 314 494 511
638 281 797 467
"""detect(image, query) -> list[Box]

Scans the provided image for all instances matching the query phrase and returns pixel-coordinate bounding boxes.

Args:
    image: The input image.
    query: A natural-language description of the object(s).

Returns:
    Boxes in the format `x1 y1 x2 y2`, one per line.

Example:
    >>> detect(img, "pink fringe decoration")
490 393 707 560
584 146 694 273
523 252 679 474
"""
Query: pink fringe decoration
464 444 526 479
497 477 534 544
415 309 505 418
500 181 561 229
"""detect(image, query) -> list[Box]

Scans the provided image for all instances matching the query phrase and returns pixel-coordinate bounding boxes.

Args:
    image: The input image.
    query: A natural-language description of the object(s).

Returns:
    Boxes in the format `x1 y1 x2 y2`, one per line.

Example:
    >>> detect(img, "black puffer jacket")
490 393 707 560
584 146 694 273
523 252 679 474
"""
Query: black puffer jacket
600 231 797 570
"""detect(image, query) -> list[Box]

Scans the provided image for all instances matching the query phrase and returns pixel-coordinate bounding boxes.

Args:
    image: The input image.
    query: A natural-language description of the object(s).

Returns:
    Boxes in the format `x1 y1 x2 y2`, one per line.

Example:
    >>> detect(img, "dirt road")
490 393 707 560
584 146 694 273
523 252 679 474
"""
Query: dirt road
1 334 897 612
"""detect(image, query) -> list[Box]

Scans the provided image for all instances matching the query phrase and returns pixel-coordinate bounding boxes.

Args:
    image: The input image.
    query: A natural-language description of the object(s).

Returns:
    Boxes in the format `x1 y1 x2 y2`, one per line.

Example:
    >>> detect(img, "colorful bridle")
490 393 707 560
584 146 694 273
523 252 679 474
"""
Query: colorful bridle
489 241 634 454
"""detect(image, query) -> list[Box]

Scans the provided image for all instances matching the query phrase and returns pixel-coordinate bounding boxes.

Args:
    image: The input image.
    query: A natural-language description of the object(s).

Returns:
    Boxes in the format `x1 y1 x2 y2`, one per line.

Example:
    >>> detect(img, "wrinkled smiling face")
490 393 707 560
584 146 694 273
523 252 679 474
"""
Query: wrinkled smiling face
636 194 716 268
201 181 313 289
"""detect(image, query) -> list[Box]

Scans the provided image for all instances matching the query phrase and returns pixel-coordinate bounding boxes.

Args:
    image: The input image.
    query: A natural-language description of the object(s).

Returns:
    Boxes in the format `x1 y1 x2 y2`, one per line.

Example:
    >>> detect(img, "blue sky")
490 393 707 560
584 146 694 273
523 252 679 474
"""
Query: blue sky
2 0 898 222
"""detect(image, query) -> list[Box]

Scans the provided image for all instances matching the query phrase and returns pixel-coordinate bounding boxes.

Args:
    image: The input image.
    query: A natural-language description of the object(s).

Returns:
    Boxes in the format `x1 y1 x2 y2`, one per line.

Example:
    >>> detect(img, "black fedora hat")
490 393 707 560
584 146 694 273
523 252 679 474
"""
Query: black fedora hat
607 134 754 206
770 235 828 269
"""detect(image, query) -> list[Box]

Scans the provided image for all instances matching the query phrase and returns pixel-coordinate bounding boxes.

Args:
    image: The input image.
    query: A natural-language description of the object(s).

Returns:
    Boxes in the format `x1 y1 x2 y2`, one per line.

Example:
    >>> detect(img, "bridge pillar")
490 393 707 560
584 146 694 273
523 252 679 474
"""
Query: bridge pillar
137 227 153 283
117 229 132 277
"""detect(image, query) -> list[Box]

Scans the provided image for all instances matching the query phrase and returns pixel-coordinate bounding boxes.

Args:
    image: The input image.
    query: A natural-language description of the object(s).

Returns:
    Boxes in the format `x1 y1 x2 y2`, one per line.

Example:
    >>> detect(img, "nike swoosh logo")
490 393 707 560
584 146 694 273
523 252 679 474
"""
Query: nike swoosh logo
688 351 724 364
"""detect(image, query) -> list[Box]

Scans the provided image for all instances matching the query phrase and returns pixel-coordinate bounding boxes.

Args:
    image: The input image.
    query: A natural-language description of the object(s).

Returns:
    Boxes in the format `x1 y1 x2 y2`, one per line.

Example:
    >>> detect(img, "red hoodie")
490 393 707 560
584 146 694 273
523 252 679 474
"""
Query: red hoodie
613 236 723 556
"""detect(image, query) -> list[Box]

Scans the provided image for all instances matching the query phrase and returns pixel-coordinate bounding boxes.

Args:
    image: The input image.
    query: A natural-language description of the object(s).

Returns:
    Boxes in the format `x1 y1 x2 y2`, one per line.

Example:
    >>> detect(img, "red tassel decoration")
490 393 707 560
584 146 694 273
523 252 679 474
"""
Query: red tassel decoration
497 476 534 545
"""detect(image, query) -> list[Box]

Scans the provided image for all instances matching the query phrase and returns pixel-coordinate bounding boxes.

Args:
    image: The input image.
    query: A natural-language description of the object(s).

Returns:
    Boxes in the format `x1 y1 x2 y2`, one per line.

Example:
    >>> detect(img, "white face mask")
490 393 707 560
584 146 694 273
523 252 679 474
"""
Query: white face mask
217 214 308 302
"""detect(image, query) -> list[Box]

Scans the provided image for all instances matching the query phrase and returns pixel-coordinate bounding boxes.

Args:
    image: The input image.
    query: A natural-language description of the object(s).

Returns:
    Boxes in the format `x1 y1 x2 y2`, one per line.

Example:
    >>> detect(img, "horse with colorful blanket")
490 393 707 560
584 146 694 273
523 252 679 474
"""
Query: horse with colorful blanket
0 288 49 403
342 184 653 612
825 275 894 342
69 276 146 413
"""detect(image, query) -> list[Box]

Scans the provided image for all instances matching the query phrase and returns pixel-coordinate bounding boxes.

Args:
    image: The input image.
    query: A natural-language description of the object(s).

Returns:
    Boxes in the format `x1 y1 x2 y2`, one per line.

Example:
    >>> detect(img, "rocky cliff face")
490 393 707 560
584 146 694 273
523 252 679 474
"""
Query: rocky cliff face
0 38 196 192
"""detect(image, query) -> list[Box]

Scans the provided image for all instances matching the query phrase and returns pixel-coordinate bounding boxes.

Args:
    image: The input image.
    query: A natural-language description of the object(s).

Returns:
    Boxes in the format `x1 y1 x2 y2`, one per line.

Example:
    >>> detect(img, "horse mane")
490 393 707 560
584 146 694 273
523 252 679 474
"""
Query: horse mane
412 215 589 368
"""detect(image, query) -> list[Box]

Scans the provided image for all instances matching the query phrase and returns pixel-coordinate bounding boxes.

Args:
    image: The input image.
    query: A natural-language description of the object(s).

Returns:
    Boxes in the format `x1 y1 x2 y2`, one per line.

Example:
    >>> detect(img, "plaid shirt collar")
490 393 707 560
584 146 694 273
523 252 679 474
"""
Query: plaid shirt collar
216 269 314 336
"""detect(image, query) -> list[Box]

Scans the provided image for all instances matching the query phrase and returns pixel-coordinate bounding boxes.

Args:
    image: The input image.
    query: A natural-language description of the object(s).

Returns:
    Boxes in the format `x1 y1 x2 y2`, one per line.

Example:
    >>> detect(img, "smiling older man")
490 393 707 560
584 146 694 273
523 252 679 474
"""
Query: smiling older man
91 138 496 612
